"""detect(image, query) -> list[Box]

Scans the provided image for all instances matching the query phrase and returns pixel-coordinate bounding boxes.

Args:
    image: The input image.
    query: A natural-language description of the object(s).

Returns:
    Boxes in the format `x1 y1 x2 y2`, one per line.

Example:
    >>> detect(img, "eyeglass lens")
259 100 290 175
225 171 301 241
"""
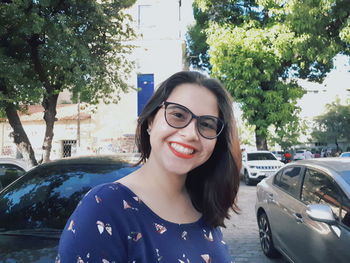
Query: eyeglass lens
164 103 223 139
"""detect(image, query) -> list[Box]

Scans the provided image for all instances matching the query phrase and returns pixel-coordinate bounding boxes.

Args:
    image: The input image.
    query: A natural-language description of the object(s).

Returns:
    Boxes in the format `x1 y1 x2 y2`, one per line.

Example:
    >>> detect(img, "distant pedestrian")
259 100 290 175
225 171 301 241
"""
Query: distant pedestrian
57 71 241 262
284 152 292 163
305 150 313 159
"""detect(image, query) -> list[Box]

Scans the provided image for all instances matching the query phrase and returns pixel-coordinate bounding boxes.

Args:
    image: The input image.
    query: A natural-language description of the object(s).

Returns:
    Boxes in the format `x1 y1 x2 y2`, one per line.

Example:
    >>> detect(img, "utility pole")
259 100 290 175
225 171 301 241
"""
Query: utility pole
77 93 80 148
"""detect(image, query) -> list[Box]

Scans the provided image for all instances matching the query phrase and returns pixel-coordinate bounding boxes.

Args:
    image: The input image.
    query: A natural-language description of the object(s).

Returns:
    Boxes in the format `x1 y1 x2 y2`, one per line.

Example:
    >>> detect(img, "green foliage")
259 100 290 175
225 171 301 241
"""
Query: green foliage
311 99 350 144
0 0 136 108
189 0 350 149
269 117 307 151
186 0 260 71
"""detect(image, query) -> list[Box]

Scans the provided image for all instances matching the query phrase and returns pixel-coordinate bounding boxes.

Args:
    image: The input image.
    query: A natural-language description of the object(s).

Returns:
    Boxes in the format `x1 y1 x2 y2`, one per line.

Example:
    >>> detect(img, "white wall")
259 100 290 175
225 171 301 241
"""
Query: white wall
91 0 192 148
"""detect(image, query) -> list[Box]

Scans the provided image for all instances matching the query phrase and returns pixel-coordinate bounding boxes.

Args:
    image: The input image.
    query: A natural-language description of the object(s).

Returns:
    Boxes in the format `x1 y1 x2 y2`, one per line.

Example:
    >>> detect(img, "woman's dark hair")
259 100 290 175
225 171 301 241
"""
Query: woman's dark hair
135 71 241 228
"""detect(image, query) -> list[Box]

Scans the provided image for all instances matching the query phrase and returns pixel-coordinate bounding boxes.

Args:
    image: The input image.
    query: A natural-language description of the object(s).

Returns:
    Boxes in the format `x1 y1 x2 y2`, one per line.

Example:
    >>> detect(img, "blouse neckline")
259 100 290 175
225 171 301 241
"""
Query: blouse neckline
114 182 204 227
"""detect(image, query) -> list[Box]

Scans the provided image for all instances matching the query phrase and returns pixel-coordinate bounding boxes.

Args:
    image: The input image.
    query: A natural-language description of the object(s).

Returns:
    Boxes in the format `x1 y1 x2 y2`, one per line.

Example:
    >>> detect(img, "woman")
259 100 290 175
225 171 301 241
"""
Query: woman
57 71 241 262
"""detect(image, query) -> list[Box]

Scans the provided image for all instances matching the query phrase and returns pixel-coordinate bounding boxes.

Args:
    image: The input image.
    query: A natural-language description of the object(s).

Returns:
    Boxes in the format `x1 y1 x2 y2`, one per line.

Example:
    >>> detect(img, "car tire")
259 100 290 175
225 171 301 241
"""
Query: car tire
258 212 281 258
244 170 252 185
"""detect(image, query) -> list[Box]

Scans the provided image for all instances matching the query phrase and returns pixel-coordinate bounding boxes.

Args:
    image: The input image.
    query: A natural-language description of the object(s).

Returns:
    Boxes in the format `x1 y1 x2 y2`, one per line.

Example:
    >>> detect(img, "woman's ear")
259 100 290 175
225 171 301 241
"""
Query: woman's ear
147 118 153 135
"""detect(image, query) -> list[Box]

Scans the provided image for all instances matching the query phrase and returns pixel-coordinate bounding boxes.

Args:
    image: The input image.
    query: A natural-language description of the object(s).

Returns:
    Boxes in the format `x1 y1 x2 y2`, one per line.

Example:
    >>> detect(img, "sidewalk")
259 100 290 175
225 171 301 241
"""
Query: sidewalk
223 182 289 263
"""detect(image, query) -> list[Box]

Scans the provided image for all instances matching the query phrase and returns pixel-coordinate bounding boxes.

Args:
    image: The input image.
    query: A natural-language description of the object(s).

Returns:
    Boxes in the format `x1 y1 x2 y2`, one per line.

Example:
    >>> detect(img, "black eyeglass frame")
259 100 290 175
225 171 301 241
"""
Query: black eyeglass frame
160 101 225 140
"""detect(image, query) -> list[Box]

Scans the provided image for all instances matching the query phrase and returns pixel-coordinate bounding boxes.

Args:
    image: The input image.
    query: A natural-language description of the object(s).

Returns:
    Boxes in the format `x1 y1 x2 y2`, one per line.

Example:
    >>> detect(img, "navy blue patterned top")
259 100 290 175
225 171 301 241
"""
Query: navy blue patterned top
57 182 234 263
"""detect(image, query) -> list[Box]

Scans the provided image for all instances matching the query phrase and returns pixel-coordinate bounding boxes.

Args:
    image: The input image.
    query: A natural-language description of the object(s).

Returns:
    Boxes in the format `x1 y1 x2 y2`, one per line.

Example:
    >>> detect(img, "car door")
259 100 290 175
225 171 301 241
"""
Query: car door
267 165 304 260
297 168 350 263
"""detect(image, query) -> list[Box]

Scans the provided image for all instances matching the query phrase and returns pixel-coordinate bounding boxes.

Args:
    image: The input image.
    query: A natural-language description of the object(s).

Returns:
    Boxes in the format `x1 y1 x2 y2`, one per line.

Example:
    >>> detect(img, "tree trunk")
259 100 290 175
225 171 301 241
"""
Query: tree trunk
0 83 38 167
4 103 38 167
255 129 268 150
28 35 59 163
335 138 339 153
41 93 59 163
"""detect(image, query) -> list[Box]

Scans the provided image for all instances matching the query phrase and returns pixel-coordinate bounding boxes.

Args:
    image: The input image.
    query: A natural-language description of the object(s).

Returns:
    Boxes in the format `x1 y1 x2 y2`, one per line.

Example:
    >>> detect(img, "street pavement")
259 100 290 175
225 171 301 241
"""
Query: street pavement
222 181 289 263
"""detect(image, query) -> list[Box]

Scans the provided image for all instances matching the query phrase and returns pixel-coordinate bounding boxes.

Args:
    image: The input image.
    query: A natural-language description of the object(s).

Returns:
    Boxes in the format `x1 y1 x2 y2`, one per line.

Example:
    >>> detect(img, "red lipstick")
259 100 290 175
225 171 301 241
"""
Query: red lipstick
168 141 195 159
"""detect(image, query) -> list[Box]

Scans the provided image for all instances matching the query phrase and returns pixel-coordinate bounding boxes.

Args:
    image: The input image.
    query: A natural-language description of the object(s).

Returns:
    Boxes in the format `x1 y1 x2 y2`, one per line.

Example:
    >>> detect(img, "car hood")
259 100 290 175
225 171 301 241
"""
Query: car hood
246 160 283 166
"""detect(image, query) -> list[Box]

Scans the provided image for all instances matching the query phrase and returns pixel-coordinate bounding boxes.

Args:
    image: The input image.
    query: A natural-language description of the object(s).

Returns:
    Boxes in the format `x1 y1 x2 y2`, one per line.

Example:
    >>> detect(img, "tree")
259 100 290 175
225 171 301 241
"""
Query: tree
269 116 307 151
310 99 350 152
186 0 260 72
0 0 136 166
187 0 350 150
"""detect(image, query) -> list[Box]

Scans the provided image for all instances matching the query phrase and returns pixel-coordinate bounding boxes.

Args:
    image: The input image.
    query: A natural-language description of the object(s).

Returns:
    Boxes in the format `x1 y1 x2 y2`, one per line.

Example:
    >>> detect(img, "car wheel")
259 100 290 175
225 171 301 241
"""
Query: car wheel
244 170 252 185
258 212 281 258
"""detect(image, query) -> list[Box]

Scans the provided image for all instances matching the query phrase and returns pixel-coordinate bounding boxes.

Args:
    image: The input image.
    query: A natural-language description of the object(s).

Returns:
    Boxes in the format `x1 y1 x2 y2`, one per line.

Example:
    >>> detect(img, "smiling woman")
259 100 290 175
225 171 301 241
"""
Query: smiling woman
57 71 242 263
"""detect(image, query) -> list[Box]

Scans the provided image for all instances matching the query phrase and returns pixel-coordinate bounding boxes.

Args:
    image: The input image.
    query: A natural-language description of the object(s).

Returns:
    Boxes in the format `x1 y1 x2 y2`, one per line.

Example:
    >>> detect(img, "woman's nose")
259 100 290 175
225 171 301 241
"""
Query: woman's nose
178 119 200 140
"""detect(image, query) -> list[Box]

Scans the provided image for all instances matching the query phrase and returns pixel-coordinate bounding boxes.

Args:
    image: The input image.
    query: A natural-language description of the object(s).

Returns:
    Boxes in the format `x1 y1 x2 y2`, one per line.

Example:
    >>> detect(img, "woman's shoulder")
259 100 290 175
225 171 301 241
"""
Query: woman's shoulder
67 182 143 232
83 182 139 208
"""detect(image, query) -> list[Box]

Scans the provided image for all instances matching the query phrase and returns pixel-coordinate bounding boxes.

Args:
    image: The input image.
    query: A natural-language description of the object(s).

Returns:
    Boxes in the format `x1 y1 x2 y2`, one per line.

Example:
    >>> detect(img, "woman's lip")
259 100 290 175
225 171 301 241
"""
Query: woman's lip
167 141 196 159
168 141 196 150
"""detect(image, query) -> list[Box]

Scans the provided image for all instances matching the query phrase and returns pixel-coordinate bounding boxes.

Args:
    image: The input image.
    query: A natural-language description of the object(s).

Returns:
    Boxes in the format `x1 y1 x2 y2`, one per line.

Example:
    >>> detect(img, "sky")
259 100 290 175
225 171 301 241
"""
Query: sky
298 54 350 119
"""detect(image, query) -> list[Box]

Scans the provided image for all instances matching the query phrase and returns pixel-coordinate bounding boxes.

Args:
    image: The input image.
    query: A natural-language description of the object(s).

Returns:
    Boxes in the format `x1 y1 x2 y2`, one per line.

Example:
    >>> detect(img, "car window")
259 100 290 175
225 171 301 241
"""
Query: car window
0 163 135 231
247 153 277 161
340 196 350 229
274 166 302 198
273 170 283 185
301 169 342 219
0 164 25 189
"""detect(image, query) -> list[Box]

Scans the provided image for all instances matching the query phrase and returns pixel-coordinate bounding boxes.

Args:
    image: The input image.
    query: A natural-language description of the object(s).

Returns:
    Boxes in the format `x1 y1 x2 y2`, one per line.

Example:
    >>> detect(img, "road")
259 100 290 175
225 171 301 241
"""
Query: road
223 182 289 263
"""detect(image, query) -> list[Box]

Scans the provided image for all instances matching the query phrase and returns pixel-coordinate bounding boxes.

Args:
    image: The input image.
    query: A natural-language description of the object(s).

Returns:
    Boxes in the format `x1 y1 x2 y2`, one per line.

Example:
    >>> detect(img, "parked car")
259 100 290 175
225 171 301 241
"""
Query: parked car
340 152 350 158
293 149 314 160
271 151 284 161
0 157 29 190
241 151 284 185
0 155 138 262
255 158 350 263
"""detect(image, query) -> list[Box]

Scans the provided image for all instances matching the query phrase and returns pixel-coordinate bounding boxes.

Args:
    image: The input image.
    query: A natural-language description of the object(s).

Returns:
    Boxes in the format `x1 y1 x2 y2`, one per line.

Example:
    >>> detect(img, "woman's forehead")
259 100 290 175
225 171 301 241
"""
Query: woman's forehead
167 83 219 116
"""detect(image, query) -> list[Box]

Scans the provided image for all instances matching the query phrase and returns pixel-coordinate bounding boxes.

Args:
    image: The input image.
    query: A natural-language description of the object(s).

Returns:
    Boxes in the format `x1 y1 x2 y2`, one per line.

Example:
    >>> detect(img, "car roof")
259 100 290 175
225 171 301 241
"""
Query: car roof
35 155 134 169
246 150 272 154
294 158 350 173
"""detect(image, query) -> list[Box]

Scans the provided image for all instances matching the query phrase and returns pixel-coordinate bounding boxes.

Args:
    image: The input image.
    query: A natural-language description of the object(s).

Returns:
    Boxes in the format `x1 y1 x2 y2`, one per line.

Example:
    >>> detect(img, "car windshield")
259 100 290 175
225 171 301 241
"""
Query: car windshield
340 171 350 187
341 152 350 157
247 153 277 161
0 162 136 231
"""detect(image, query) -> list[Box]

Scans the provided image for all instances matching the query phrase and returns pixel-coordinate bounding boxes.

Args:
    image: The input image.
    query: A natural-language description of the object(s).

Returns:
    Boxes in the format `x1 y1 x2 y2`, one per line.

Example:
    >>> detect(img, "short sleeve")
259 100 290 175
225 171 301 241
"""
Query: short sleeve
57 185 127 263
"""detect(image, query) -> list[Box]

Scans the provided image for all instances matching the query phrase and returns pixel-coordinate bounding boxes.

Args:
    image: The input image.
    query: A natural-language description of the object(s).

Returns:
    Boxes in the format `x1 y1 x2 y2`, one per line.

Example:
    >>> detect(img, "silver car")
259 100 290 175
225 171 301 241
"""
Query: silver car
255 158 350 263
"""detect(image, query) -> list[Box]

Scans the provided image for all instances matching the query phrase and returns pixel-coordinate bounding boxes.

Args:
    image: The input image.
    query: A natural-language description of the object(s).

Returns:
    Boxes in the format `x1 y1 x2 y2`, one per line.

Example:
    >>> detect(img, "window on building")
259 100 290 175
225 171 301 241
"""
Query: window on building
62 140 77 158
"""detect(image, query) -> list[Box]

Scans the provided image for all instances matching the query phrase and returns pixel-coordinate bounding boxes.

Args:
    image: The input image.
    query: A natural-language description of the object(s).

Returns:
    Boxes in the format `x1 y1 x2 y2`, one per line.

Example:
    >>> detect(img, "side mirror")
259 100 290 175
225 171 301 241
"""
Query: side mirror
306 204 336 224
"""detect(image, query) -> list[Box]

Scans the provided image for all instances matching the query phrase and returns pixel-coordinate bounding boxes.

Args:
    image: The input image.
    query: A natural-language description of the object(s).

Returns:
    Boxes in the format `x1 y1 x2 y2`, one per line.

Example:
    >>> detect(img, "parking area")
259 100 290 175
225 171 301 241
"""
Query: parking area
223 182 289 263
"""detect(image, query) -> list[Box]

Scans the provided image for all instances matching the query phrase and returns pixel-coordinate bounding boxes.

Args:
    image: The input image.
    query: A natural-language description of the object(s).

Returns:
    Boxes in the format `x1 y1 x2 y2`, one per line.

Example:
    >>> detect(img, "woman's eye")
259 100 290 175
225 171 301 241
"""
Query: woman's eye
200 120 217 130
172 112 185 119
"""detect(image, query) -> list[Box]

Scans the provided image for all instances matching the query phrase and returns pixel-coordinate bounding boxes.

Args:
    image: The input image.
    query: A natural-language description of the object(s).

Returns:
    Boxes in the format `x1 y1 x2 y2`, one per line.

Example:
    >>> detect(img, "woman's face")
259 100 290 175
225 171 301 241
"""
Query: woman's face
148 83 219 176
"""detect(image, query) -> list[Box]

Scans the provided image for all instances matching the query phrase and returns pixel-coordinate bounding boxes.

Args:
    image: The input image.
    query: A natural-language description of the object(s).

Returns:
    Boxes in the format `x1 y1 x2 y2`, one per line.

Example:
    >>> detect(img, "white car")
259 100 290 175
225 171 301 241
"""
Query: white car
293 149 314 160
241 151 284 185
271 151 284 161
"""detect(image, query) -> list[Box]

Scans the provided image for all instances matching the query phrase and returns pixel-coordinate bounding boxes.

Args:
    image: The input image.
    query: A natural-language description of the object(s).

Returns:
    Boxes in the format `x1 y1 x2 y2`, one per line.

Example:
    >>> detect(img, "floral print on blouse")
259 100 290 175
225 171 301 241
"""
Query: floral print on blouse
57 182 234 263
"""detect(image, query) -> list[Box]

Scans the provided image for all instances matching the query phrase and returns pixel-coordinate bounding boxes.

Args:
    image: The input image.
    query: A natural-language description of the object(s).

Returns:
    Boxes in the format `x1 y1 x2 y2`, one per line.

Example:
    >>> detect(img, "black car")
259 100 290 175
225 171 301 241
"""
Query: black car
0 155 138 262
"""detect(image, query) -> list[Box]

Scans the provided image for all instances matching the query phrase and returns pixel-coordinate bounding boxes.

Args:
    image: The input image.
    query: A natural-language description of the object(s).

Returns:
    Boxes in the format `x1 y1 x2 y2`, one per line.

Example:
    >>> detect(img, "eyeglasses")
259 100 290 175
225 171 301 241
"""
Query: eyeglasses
160 101 225 139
